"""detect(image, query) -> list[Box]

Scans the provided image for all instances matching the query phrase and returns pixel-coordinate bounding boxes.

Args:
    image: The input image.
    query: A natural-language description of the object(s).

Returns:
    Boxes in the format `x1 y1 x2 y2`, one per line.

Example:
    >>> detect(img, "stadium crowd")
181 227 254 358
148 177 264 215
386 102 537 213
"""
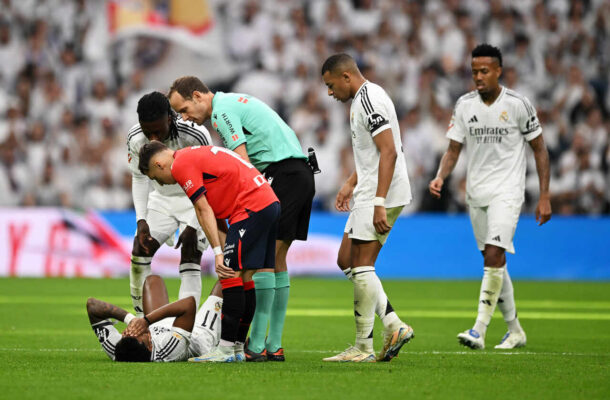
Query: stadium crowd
0 0 608 214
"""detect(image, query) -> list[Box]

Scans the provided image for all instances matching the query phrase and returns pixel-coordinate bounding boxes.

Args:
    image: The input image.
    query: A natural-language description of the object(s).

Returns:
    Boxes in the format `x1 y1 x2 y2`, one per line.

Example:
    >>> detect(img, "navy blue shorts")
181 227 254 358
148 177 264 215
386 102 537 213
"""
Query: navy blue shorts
222 202 280 271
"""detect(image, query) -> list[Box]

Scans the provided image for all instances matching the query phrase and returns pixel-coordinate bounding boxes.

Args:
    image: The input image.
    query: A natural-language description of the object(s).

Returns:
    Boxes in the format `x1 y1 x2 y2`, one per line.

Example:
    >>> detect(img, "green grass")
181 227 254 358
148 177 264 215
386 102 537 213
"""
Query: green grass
1 278 609 400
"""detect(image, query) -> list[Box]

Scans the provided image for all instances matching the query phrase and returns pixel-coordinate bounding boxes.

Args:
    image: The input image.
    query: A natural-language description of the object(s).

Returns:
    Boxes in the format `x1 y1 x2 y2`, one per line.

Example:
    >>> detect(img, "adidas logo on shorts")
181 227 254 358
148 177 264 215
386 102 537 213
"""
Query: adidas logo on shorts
492 235 501 242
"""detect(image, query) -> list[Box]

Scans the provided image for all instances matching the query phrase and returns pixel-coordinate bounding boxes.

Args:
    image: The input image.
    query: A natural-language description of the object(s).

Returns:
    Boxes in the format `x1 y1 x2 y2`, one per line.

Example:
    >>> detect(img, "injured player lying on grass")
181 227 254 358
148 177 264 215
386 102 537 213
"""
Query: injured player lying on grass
86 275 228 362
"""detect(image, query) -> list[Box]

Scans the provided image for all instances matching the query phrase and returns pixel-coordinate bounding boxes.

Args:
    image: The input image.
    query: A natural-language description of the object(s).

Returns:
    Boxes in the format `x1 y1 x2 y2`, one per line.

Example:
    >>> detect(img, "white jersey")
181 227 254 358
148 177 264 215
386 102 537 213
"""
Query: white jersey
127 118 212 220
447 86 542 206
349 81 411 209
92 318 190 362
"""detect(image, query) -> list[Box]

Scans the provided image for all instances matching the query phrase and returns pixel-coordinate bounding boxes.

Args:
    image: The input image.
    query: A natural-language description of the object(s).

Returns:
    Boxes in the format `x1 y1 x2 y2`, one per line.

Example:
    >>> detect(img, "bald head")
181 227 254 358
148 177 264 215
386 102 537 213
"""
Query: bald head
321 53 360 76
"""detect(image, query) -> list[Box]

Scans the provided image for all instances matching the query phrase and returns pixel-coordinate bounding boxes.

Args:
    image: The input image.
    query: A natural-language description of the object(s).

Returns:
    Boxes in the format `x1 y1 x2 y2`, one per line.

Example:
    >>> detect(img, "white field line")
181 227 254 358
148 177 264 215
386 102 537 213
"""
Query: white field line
0 348 608 357
284 309 610 320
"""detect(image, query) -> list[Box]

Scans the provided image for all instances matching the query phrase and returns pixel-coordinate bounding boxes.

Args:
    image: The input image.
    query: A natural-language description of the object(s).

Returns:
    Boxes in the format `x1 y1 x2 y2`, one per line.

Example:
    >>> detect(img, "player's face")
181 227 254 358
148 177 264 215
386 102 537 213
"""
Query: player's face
140 115 171 142
471 57 501 95
169 92 207 125
146 153 177 185
323 71 351 103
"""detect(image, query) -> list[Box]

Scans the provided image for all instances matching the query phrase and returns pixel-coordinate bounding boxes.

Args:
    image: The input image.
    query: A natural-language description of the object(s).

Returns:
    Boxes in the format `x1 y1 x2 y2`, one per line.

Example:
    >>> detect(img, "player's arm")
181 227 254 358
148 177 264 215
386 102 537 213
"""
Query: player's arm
528 134 552 225
216 218 228 247
128 140 156 253
193 196 235 279
86 297 133 325
123 296 197 337
336 171 357 211
429 140 463 199
372 129 397 234
232 143 251 163
146 296 196 332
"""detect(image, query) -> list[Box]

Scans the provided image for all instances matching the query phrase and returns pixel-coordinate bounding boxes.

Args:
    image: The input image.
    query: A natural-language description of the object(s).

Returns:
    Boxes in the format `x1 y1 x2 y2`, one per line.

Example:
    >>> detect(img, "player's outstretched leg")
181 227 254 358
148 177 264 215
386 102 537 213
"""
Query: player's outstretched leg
495 266 526 349
190 277 244 363
458 265 504 349
374 279 414 361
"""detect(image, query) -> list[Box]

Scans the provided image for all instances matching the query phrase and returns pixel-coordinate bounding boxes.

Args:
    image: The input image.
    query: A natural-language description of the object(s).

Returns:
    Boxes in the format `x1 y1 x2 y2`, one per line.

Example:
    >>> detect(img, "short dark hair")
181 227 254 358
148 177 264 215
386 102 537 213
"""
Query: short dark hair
321 53 358 76
168 76 210 100
138 141 168 175
137 91 170 123
471 44 503 67
114 337 151 362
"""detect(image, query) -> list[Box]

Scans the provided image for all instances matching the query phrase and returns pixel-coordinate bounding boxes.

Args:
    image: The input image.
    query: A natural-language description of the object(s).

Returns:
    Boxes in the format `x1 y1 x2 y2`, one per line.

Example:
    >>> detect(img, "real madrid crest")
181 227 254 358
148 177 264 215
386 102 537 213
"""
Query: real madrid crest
499 111 509 122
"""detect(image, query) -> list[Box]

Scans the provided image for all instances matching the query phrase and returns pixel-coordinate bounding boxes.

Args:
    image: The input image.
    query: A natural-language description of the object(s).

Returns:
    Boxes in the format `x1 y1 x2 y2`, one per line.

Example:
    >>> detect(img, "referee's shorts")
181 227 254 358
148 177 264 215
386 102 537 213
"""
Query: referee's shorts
262 158 315 241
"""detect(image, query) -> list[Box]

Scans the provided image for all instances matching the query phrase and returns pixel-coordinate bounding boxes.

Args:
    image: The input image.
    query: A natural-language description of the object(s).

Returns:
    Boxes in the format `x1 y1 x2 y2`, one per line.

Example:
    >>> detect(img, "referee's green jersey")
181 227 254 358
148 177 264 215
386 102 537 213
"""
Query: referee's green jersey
210 92 307 171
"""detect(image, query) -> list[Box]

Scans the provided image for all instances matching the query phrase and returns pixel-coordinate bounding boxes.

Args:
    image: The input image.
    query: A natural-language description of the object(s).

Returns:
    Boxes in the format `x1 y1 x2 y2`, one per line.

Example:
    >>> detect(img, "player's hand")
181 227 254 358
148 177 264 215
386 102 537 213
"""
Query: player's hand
136 220 156 254
535 194 552 226
123 318 149 337
429 177 444 199
373 206 391 234
215 254 236 279
335 181 354 212
175 226 198 250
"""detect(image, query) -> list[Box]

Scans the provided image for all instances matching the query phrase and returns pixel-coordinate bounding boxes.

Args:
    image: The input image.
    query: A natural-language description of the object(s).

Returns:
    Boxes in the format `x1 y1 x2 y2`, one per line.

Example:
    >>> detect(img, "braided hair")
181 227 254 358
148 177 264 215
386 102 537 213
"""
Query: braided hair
136 91 178 140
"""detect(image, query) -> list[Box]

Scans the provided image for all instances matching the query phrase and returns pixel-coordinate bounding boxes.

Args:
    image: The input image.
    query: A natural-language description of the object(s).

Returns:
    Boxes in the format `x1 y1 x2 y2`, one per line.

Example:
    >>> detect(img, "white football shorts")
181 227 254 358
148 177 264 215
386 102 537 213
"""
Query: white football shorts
143 194 208 252
344 206 403 245
468 197 522 254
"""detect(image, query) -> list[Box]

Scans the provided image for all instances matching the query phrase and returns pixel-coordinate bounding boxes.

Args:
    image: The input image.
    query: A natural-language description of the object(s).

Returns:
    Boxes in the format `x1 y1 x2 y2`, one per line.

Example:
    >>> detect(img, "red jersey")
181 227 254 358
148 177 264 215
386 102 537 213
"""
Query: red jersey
171 146 278 224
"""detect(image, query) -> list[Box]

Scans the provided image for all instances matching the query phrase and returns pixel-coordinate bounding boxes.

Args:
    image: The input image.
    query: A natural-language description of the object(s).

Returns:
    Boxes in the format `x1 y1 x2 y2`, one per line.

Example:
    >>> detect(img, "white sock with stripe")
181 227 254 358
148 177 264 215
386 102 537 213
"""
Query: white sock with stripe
473 266 505 336
497 265 523 333
179 263 202 310
352 266 377 353
130 255 152 317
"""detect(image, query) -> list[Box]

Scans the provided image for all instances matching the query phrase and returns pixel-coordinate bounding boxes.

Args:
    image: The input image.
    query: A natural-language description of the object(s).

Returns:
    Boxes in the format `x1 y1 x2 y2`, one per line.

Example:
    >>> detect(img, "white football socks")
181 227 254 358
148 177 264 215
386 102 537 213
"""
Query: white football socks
497 266 524 333
130 255 152 317
473 266 505 336
374 277 402 333
352 266 377 353
179 263 202 310
344 266 402 333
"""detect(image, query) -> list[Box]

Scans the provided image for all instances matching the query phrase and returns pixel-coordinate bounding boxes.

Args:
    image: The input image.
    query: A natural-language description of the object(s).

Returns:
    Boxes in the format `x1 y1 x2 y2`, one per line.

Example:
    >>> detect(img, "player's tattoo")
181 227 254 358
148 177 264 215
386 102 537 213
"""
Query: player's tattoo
86 298 129 325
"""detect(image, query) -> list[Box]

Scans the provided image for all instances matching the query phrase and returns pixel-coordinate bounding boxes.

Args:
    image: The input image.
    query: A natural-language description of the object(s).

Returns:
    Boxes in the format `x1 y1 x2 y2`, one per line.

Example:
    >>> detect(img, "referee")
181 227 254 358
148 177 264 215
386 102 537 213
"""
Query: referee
168 76 315 362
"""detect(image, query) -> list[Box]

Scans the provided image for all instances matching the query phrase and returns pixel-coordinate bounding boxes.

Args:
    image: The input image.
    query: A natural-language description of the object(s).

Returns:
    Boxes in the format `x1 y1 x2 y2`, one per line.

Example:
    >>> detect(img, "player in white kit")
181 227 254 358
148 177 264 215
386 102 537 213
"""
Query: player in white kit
429 44 551 349
127 92 212 316
321 54 414 362
87 275 224 362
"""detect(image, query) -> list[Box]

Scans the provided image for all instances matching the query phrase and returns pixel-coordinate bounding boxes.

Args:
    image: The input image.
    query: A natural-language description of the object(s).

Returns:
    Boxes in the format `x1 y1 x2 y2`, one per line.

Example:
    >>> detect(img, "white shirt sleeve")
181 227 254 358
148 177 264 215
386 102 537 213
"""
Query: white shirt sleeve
446 101 467 143
177 120 213 146
517 95 542 141
91 319 122 361
361 86 392 137
127 134 150 222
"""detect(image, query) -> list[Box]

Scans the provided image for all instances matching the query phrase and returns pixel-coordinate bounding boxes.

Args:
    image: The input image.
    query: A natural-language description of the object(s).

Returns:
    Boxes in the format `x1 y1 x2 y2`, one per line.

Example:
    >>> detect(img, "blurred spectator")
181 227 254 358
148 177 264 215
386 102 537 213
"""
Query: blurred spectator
0 0 607 215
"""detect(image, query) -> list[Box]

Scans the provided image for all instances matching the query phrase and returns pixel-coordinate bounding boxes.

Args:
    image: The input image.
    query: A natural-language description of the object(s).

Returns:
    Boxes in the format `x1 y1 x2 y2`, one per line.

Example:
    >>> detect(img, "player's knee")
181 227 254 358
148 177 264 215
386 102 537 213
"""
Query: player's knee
144 274 162 286
132 239 157 258
483 249 505 267
180 246 202 265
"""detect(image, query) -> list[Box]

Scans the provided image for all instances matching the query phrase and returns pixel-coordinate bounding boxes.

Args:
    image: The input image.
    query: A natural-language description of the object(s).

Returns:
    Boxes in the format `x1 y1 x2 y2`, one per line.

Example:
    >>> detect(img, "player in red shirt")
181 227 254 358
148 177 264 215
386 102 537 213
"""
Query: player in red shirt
138 141 280 362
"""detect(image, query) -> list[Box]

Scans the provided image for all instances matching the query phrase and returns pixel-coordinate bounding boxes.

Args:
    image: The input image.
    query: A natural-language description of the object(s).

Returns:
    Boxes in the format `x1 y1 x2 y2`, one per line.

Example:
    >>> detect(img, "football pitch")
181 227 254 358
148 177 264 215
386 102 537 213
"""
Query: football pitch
0 278 609 400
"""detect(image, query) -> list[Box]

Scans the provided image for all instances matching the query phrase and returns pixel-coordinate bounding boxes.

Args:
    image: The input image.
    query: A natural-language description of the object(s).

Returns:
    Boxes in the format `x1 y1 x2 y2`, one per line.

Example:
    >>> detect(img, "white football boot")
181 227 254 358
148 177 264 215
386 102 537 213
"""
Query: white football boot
189 346 236 363
323 345 376 362
378 323 414 361
457 329 485 349
494 330 527 349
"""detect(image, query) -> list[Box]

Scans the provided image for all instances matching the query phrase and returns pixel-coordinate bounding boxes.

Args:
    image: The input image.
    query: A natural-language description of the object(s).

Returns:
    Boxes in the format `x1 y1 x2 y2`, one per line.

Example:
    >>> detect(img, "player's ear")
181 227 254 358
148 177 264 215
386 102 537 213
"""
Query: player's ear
342 71 350 82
